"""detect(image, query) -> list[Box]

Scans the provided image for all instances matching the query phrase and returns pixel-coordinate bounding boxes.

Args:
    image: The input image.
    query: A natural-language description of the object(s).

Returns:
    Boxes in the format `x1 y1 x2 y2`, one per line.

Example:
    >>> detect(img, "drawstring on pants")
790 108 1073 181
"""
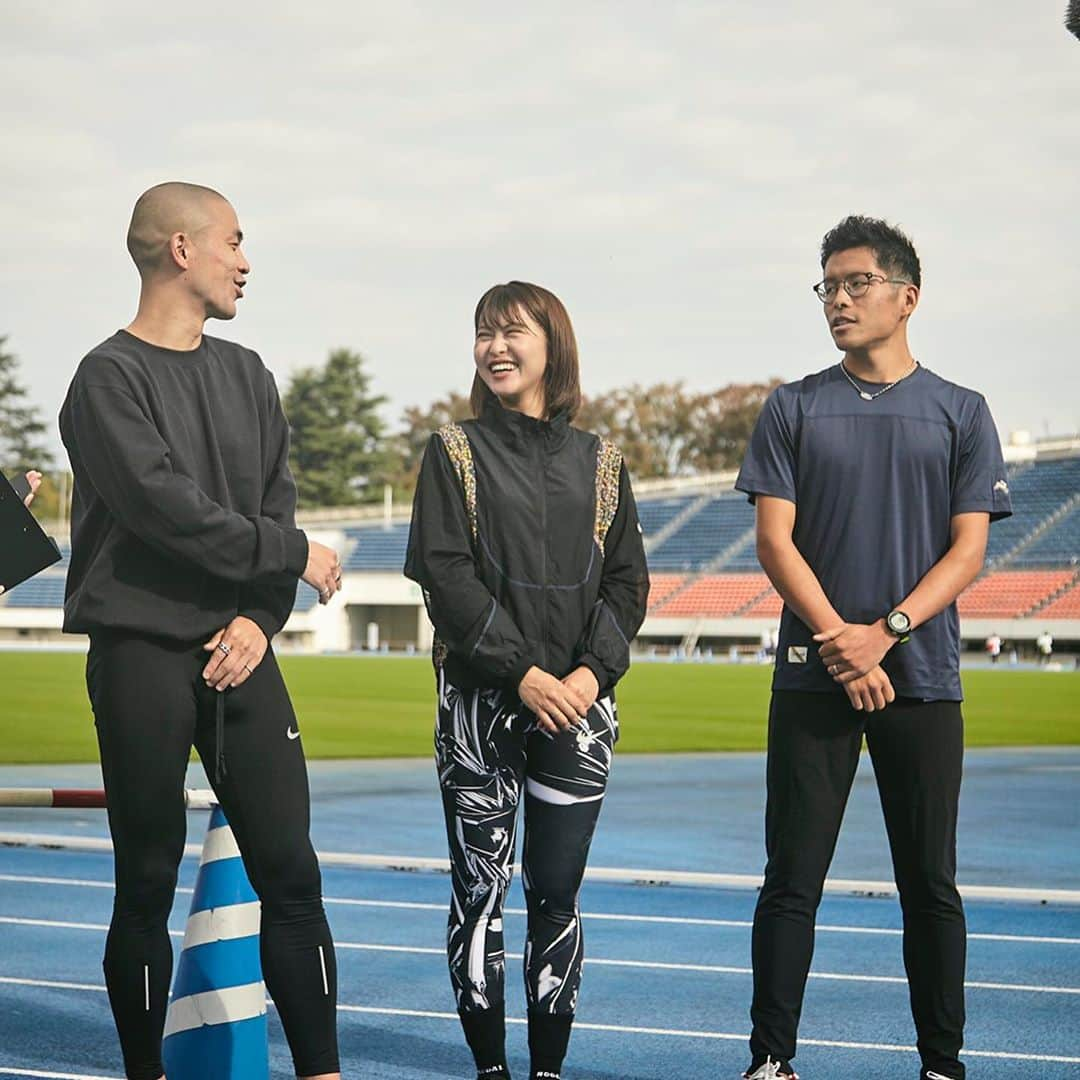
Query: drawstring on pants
215 692 227 785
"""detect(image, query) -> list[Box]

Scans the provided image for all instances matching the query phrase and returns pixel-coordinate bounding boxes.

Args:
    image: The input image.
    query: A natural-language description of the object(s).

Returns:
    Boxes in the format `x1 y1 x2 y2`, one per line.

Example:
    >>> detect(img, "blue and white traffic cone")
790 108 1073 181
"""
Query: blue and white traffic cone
162 805 269 1079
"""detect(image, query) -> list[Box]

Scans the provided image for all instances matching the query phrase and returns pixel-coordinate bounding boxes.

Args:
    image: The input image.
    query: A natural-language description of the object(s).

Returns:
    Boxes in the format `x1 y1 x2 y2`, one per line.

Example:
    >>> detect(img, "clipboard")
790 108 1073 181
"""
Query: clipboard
0 469 62 594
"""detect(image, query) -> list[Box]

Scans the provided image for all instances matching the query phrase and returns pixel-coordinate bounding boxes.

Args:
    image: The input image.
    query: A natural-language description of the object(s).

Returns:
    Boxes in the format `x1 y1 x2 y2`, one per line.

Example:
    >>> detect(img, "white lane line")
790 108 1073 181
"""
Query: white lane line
3 873 1079 945
0 976 106 993
6 923 1077 996
4 834 1080 904
333 1004 1080 1063
0 1069 120 1079
3 977 1075 1065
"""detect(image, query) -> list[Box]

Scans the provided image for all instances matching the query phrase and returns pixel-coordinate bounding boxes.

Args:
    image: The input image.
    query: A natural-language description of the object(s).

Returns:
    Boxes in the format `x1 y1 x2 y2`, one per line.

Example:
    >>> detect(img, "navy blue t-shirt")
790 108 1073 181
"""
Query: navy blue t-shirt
735 363 1012 701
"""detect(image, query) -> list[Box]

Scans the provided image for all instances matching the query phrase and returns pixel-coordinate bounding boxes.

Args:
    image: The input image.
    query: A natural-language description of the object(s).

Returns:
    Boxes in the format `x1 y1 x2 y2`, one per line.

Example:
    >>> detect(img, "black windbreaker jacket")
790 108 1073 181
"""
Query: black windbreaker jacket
404 404 650 694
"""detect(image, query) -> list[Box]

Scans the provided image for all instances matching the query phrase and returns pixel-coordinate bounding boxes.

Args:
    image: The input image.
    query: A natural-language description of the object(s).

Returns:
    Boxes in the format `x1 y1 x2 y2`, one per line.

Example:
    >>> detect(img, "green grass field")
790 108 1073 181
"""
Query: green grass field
1 653 1077 764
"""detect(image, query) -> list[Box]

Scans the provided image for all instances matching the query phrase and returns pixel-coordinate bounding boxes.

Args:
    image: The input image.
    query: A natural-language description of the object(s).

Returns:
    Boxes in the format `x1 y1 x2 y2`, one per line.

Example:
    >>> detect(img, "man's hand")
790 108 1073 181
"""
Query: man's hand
561 666 600 714
202 616 269 691
814 620 895 683
518 666 591 735
302 540 342 604
842 665 896 712
23 471 42 508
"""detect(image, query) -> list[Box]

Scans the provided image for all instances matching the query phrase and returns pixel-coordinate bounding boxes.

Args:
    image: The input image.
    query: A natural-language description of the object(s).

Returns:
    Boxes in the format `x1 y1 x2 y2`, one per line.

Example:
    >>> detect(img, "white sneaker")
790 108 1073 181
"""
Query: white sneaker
743 1057 799 1080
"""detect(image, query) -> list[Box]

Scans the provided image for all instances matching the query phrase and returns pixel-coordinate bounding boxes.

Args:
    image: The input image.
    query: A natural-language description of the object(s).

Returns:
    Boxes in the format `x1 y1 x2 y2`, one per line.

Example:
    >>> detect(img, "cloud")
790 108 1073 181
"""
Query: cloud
3 0 1078 450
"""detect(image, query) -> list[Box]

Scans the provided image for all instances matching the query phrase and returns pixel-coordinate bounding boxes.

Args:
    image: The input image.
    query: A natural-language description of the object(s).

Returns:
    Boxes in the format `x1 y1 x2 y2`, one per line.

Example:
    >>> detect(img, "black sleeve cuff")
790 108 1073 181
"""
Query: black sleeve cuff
506 654 536 695
284 529 309 577
576 653 610 692
238 609 280 642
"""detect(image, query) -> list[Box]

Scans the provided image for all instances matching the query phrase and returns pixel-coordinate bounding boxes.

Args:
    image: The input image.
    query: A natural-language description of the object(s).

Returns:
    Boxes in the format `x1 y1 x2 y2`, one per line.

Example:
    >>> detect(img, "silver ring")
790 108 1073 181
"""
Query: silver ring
217 642 232 656
829 664 838 675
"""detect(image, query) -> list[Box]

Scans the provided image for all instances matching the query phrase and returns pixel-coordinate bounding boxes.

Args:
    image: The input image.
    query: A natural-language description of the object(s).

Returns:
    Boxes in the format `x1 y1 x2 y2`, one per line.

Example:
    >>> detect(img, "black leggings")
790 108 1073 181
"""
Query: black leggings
87 632 339 1080
436 673 617 1019
751 691 966 1079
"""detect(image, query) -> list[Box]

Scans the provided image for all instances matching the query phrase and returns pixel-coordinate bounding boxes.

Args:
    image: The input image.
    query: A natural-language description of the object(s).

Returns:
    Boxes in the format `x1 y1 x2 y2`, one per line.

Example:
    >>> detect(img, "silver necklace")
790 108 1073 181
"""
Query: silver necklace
839 359 918 401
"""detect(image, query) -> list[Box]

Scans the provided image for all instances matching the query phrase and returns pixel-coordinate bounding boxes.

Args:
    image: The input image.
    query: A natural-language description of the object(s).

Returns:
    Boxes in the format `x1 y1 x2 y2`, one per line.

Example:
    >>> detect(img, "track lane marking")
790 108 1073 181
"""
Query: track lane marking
2 873 1077 945
3 922 1077 995
4 835 1079 904
3 976 1077 1064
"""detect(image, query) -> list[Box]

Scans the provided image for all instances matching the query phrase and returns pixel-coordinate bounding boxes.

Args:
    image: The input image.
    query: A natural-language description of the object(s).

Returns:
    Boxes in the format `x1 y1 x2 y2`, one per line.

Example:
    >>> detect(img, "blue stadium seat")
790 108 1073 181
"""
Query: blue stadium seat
342 523 412 572
1009 504 1080 569
647 493 756 572
3 573 67 608
987 458 1080 563
637 495 697 539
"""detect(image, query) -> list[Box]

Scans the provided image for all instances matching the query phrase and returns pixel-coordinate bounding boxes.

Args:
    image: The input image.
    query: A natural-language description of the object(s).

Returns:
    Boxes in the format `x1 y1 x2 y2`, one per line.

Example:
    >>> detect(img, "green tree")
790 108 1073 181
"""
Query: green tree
577 378 782 478
577 383 697 478
0 336 54 476
684 379 782 473
283 348 390 507
390 390 473 494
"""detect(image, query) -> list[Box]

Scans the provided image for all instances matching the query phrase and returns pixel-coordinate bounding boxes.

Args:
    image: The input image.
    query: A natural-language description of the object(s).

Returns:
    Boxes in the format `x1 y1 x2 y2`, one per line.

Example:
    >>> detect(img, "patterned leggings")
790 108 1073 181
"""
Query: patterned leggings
436 672 617 1017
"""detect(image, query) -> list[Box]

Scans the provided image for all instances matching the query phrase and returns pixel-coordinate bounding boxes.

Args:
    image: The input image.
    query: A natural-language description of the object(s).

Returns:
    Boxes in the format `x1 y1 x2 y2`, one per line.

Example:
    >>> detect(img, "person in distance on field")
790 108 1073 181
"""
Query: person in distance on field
735 216 1011 1080
405 281 649 1080
59 182 342 1080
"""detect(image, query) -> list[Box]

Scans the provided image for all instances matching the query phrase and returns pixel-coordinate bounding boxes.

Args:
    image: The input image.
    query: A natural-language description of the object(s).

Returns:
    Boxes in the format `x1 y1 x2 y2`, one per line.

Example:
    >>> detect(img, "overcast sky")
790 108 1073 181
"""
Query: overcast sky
4 1 1078 459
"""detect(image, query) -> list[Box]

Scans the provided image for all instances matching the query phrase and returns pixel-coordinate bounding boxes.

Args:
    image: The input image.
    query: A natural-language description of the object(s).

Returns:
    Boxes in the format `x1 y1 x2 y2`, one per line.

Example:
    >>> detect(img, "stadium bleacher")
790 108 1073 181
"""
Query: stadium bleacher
637 495 698 539
2 574 67 608
646 574 687 611
647 493 755 571
342 523 411 572
2 454 1077 643
986 458 1080 563
652 574 772 618
1037 582 1080 620
956 570 1075 619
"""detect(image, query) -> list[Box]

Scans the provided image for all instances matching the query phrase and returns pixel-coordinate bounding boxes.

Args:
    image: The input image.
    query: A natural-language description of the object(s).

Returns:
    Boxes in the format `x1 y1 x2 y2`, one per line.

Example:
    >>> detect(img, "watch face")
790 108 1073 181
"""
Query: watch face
888 611 911 635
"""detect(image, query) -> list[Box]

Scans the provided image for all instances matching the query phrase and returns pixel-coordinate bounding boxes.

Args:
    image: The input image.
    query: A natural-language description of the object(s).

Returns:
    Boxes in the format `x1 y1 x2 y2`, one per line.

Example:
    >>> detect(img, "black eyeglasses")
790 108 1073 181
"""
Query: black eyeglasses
812 272 911 303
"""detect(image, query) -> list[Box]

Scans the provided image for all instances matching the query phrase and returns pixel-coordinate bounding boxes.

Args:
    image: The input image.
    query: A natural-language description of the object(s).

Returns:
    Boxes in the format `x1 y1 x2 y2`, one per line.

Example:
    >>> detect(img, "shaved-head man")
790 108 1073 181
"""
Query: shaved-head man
59 184 343 1080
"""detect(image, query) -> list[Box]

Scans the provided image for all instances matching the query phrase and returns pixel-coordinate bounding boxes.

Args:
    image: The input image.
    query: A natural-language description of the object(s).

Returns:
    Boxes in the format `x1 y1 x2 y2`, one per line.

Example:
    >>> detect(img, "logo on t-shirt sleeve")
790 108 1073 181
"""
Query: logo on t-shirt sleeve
993 479 1009 494
787 646 808 664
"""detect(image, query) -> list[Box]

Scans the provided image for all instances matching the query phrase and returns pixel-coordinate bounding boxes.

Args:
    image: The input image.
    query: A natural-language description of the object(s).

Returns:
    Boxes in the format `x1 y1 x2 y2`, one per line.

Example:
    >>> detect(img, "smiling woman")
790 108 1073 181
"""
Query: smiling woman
405 280 649 1080
469 281 582 422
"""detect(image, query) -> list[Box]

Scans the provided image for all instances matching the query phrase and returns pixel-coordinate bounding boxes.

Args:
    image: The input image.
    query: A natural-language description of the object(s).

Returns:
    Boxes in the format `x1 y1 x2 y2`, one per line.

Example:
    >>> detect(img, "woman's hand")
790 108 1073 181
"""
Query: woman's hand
23 471 42 508
561 666 600 713
518 666 591 734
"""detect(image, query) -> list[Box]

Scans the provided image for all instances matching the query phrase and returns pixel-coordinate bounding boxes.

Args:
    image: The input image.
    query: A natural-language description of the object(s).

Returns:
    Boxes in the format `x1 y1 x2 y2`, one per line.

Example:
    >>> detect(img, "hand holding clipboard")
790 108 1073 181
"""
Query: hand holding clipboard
0 469 62 595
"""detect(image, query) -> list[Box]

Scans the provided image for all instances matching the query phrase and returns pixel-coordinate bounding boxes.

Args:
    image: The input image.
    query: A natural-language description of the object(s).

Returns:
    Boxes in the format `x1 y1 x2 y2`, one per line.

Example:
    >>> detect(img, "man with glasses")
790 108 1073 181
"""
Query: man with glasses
734 216 1011 1080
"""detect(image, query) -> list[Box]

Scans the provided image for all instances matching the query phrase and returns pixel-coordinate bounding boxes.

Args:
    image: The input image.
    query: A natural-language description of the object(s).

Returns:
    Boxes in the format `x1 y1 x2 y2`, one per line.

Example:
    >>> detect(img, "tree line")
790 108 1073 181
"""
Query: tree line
1 337 779 513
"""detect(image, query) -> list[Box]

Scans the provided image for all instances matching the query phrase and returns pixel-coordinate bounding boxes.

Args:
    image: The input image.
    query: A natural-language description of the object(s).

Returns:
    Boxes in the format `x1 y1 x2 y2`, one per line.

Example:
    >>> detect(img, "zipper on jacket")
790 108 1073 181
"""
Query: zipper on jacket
537 437 548 670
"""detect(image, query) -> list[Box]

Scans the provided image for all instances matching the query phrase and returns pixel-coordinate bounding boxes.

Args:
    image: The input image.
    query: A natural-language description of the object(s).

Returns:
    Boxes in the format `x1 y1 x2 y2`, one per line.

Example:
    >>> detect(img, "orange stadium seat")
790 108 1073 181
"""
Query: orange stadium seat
956 570 1075 619
1035 582 1080 620
646 574 687 611
653 574 773 618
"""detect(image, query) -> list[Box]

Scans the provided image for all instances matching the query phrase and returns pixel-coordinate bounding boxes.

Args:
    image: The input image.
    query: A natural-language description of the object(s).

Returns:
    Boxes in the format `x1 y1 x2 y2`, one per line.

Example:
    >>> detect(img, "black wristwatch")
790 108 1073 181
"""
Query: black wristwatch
885 609 912 643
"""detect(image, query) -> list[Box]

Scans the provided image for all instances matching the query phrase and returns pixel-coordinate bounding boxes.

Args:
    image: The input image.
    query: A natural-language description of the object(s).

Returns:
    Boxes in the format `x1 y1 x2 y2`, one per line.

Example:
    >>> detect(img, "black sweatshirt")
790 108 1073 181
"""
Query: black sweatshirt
59 330 308 642
404 405 650 693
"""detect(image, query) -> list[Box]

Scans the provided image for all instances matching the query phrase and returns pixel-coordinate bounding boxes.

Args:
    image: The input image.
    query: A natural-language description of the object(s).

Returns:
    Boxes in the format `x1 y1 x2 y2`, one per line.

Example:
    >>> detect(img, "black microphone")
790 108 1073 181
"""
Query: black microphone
1068 0 1080 39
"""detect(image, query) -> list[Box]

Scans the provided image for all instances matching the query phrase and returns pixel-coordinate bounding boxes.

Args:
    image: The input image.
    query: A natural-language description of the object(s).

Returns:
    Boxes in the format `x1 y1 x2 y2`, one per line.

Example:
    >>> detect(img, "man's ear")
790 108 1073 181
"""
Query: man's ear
168 231 190 270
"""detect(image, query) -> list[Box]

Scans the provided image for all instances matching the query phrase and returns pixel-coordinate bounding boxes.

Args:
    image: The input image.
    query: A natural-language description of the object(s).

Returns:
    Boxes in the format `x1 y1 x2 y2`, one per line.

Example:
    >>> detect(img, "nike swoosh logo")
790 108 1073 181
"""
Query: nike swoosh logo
286 727 300 740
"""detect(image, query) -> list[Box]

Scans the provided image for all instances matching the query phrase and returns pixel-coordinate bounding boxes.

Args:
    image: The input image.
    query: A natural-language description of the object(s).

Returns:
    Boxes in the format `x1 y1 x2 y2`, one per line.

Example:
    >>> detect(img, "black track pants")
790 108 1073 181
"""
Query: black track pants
750 691 966 1079
87 632 339 1079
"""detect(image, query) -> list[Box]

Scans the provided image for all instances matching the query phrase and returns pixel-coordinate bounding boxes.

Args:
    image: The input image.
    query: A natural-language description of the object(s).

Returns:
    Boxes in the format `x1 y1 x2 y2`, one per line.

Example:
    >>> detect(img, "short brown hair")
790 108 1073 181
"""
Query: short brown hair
470 281 582 420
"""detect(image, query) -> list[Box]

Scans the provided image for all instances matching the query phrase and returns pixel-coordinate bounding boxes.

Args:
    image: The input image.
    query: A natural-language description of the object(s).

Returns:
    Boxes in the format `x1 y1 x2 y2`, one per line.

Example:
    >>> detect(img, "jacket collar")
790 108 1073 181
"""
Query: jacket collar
479 402 572 451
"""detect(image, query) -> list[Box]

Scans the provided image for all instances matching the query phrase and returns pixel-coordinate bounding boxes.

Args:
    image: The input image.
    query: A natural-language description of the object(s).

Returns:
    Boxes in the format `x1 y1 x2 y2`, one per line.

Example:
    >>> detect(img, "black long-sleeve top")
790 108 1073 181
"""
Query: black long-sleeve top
404 404 650 693
59 330 308 642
